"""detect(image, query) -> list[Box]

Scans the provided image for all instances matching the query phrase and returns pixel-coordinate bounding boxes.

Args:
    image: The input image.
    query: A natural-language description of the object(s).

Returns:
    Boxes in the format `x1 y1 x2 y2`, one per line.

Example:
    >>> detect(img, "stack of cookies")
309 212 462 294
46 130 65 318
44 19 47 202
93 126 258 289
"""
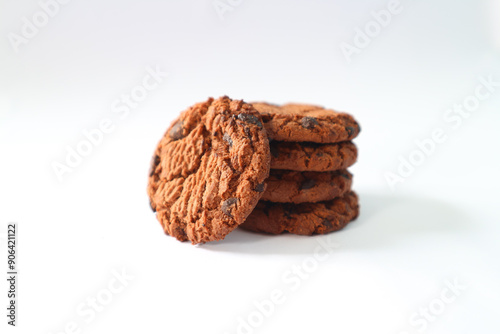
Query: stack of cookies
148 97 360 244
240 102 360 235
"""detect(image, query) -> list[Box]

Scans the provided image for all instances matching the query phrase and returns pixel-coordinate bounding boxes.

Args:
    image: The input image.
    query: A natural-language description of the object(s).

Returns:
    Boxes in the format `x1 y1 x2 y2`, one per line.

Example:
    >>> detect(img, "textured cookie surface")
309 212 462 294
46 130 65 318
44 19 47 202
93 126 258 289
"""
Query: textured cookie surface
240 191 359 235
270 141 357 172
252 102 360 143
261 170 352 203
148 97 271 244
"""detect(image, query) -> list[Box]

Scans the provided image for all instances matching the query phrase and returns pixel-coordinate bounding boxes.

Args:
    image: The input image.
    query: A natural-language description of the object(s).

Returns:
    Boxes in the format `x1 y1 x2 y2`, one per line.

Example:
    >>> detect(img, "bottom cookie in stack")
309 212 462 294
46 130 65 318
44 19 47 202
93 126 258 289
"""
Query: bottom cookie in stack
240 191 359 235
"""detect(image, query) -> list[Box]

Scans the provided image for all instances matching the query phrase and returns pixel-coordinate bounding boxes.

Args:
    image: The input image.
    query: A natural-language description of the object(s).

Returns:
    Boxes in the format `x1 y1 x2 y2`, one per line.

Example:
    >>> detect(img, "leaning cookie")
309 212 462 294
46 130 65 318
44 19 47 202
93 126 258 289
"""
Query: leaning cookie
261 170 352 203
252 102 360 143
240 191 359 235
270 141 357 172
148 96 271 244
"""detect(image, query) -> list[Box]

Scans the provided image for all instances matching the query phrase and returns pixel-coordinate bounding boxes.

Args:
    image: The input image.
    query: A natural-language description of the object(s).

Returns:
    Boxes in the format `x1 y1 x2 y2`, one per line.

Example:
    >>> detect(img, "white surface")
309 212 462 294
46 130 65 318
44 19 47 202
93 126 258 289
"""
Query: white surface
1 0 500 333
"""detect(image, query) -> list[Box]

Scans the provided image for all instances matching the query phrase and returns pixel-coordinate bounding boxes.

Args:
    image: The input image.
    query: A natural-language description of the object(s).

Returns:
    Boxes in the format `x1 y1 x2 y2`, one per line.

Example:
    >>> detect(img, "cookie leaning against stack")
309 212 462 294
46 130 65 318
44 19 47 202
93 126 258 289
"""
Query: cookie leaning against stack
148 97 271 244
148 97 360 244
240 102 361 235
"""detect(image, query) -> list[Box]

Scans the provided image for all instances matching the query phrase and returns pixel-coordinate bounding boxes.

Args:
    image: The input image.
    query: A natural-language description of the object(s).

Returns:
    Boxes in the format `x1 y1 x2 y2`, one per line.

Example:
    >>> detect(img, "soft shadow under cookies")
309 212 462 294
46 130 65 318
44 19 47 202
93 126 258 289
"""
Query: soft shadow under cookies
201 191 472 255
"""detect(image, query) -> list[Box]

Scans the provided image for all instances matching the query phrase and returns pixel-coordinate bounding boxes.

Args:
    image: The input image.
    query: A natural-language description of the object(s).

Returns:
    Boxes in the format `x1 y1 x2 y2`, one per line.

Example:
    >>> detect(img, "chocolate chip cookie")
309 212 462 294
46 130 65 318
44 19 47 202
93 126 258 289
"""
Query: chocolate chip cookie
252 102 360 143
240 191 359 235
261 170 352 203
148 96 271 244
270 140 357 172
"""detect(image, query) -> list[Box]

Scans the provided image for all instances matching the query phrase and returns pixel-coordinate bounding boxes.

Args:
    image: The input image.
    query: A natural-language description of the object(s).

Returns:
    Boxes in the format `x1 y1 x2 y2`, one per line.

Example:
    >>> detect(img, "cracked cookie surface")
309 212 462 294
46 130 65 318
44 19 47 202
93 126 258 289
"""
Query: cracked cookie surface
270 141 357 172
147 96 271 244
261 170 352 203
241 191 359 235
252 102 360 143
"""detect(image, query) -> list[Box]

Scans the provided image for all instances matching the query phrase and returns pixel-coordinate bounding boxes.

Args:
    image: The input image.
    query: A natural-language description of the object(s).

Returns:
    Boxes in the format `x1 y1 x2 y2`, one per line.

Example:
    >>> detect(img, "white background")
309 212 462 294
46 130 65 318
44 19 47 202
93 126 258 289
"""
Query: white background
1 0 500 333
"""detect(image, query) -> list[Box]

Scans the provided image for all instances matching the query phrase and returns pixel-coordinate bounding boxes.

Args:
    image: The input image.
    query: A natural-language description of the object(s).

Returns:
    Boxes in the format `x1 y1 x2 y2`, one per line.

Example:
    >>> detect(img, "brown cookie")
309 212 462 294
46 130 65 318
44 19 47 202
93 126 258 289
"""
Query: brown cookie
261 170 352 203
240 191 359 235
252 102 360 143
147 96 271 244
270 141 357 172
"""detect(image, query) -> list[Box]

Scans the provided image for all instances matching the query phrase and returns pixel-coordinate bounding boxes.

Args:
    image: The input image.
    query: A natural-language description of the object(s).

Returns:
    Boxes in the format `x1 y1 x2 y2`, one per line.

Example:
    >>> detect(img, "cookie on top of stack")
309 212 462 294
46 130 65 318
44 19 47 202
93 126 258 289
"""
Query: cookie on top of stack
240 102 360 235
147 97 360 244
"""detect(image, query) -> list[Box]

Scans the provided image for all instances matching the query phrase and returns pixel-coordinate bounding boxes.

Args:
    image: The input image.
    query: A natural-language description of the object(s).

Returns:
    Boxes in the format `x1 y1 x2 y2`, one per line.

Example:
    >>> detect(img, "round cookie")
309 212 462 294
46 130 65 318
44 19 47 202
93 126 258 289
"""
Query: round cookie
261 170 352 203
148 96 271 244
240 191 359 235
251 102 360 143
270 140 357 172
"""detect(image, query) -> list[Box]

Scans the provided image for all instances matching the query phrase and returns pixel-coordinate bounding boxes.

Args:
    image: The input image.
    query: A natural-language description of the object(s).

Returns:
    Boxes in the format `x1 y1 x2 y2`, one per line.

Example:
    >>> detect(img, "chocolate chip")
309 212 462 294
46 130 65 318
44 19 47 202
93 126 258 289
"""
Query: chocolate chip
316 152 323 157
322 218 333 229
221 198 238 217
254 182 265 192
300 179 316 190
301 117 318 129
238 113 263 128
149 155 160 176
244 127 252 140
223 133 233 147
169 120 184 140
346 126 355 137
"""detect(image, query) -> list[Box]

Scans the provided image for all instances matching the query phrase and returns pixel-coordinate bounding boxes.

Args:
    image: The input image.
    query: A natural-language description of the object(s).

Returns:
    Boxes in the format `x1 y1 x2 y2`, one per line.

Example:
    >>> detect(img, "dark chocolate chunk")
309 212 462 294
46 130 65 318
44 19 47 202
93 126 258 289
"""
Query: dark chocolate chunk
254 183 265 193
169 120 184 140
322 218 333 230
244 127 253 140
238 113 263 128
300 179 316 190
301 116 318 129
223 133 233 147
221 198 238 217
